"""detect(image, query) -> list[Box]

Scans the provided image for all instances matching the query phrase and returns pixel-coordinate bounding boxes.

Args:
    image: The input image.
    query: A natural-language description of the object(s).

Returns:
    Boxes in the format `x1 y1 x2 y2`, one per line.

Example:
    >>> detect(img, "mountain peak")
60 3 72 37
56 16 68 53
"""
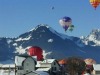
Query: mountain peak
30 24 50 32
18 24 51 39
82 29 100 46
88 29 100 41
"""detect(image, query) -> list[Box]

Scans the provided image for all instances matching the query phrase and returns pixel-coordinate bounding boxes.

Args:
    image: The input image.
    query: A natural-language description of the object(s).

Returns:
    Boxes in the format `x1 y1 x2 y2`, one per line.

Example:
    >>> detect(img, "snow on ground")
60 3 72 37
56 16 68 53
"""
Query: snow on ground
12 43 17 46
15 46 26 54
43 50 52 59
15 35 31 41
15 46 32 54
7 39 12 44
48 39 53 43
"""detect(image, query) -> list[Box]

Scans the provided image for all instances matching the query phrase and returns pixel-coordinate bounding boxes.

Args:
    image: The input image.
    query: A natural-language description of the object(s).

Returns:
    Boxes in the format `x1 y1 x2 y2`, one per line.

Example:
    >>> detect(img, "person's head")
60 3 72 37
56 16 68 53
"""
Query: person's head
66 57 86 75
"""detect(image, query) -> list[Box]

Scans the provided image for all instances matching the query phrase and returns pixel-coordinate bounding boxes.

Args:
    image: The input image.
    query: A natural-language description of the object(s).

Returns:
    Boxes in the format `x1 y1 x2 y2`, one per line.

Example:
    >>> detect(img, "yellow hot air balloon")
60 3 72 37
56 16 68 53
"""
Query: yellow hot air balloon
90 0 100 9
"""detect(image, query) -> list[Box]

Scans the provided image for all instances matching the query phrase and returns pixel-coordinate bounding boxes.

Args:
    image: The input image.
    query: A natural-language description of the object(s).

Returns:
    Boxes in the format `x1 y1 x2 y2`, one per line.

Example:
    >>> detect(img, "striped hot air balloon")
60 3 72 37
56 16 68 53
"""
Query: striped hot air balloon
90 0 100 9
59 16 74 32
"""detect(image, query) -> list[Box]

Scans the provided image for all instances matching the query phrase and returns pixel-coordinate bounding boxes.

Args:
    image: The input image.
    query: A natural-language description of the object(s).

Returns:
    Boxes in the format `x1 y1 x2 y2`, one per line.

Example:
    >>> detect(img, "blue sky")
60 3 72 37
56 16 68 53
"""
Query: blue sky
0 0 100 37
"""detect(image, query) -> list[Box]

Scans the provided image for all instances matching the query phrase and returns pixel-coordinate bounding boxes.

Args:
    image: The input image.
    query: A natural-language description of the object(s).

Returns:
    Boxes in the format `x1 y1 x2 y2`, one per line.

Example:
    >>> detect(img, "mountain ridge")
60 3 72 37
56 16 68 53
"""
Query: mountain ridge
0 24 100 63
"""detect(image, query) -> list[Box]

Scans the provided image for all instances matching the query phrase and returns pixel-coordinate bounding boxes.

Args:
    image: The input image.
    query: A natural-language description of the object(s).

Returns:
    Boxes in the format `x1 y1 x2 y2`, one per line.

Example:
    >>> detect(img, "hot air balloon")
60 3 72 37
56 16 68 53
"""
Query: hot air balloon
51 6 54 10
59 16 74 32
90 0 100 9
58 59 67 65
68 25 74 32
28 46 43 61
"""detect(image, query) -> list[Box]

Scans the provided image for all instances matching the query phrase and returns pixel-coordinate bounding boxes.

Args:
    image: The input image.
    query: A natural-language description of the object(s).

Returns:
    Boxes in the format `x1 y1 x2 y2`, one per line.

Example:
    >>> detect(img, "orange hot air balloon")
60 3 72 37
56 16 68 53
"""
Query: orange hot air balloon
58 59 67 65
90 0 100 9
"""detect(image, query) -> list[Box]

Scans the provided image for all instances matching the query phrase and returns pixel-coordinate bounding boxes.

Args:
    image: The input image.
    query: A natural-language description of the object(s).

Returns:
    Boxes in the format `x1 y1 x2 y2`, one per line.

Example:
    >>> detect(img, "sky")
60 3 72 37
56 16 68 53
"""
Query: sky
0 0 100 38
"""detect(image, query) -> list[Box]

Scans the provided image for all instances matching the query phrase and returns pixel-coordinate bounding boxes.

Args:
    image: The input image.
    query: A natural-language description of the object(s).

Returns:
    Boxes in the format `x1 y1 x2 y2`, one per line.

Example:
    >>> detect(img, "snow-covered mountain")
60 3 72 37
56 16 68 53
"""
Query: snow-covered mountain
0 24 100 63
81 29 100 46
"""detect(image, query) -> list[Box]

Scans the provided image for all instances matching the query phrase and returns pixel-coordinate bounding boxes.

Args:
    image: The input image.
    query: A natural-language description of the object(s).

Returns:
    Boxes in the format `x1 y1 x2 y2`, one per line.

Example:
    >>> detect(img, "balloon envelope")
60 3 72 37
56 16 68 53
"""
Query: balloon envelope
68 25 74 31
58 59 67 65
90 0 100 9
28 46 43 61
59 16 72 31
51 6 54 10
